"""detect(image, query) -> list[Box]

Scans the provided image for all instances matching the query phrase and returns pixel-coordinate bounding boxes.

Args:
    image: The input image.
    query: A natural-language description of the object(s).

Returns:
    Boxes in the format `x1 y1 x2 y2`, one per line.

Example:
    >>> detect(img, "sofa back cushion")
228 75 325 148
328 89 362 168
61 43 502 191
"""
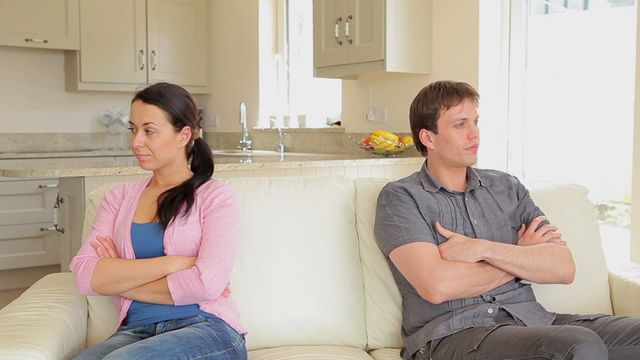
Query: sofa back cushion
83 183 121 347
356 179 613 350
528 183 613 315
225 176 367 350
354 179 403 349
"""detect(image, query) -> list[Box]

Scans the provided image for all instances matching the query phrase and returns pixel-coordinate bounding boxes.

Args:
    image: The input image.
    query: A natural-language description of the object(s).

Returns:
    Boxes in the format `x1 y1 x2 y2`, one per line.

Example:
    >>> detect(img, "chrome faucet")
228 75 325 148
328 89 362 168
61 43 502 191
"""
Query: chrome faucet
238 101 252 151
277 128 286 153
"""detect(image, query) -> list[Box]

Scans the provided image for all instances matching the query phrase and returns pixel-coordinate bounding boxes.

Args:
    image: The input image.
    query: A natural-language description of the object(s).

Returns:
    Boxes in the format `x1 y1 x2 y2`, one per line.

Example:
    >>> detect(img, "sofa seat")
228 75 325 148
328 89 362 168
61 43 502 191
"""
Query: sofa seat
1 176 640 360
249 346 373 359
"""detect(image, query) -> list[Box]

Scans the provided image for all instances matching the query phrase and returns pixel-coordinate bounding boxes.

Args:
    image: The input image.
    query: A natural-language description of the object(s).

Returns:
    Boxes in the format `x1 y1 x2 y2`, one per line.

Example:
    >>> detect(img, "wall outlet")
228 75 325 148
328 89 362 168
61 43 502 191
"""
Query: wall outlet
366 107 388 124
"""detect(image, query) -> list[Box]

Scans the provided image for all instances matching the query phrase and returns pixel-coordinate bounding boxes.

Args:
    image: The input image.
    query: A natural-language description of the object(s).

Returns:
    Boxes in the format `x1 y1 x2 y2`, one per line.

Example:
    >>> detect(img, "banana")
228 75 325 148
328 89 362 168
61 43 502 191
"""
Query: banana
371 129 399 142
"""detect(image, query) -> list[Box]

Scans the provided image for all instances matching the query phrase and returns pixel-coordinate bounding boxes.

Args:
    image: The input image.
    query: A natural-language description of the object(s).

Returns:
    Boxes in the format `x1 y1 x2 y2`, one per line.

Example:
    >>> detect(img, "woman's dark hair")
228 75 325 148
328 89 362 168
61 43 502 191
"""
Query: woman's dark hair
132 82 214 229
409 81 479 156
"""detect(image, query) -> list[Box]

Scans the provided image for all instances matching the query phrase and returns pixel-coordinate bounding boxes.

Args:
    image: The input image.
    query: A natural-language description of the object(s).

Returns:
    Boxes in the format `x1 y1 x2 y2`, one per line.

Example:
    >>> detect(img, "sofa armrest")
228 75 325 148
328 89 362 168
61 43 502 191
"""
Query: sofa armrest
609 264 640 317
0 272 88 360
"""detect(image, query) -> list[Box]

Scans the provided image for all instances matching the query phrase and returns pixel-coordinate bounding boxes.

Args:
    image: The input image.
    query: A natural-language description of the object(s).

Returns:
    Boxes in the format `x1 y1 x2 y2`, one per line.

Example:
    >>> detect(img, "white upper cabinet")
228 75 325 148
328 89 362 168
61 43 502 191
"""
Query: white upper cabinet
0 0 79 50
313 0 431 78
66 0 209 93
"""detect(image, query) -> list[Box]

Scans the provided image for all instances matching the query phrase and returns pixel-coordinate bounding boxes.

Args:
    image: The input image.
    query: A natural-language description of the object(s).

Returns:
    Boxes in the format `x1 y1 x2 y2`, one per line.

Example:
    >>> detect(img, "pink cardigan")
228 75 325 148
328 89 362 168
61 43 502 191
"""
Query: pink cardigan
69 177 246 334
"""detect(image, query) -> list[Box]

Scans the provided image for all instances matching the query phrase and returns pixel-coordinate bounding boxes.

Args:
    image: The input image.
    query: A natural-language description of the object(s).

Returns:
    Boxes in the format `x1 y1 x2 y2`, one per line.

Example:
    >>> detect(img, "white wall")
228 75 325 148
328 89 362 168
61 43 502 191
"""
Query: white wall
342 0 480 133
0 0 479 136
0 46 132 133
204 0 259 132
631 2 640 263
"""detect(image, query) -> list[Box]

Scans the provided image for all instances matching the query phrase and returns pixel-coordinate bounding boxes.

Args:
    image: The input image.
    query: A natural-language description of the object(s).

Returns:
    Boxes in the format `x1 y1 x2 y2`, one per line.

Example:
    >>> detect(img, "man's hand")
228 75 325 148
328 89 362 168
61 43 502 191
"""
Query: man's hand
518 216 566 246
436 222 486 263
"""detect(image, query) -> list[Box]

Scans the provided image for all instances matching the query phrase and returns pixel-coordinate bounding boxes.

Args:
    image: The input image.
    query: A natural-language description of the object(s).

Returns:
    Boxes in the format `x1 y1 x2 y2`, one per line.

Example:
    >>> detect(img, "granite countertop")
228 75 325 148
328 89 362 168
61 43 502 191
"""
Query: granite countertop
0 151 424 178
0 149 134 159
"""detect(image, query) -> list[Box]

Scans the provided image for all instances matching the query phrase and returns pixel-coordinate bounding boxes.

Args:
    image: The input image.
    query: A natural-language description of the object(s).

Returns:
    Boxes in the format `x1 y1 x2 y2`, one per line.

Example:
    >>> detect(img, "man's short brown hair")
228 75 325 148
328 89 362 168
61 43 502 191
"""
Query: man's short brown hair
409 81 479 156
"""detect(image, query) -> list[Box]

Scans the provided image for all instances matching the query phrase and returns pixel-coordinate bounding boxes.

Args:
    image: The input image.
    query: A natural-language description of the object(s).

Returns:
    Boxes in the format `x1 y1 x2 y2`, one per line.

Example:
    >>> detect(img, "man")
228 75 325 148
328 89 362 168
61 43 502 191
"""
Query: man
374 80 640 359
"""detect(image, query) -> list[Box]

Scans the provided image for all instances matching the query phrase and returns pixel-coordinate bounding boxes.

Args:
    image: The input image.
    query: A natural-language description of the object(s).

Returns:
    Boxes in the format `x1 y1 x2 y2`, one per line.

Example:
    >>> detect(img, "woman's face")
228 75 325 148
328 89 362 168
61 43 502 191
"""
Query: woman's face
129 100 191 171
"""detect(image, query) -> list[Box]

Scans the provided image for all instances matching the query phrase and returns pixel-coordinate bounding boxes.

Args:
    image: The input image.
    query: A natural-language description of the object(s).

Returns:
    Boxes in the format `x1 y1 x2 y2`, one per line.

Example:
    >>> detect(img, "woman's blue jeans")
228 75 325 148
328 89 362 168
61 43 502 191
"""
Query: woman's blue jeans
72 315 247 360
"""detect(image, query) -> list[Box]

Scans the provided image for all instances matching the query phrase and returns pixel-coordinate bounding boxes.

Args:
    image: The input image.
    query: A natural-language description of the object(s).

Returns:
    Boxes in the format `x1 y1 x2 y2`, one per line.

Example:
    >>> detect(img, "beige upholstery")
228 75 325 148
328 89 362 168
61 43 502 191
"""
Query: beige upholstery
354 179 403 349
1 176 639 360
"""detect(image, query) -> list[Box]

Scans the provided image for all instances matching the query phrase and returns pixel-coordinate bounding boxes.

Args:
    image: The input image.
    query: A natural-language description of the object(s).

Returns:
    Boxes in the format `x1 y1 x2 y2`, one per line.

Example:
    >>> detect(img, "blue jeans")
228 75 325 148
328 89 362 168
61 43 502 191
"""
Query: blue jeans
72 315 247 360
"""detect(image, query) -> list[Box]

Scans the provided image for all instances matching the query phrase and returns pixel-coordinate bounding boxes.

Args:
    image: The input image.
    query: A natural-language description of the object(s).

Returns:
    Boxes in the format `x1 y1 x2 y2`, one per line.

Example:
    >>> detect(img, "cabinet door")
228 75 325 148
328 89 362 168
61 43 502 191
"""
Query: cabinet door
313 0 348 68
0 0 79 50
79 0 147 85
147 0 208 87
346 0 384 64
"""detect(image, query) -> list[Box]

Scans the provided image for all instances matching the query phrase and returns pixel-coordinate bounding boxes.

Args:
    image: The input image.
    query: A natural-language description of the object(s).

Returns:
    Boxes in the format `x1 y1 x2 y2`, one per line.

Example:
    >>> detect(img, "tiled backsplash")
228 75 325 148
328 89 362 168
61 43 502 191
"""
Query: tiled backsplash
205 129 419 157
0 133 129 153
0 129 420 157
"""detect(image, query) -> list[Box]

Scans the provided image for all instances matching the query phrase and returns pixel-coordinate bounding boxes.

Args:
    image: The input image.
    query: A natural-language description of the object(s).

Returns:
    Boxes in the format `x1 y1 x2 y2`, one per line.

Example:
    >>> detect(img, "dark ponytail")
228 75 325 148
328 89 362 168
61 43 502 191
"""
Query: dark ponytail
132 82 215 229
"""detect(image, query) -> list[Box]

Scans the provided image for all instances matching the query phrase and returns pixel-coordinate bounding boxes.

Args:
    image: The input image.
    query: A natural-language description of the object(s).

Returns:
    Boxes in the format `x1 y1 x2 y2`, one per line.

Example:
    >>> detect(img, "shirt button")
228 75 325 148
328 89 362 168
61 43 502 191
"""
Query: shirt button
488 308 494 314
472 219 478 225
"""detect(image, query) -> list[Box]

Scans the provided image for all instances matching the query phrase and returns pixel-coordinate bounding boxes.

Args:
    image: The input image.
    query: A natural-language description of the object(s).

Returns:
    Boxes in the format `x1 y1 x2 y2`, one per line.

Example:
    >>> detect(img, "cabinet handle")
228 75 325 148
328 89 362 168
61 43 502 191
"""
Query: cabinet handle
24 38 49 44
345 15 353 44
138 50 145 70
150 50 157 71
38 184 59 189
334 17 343 46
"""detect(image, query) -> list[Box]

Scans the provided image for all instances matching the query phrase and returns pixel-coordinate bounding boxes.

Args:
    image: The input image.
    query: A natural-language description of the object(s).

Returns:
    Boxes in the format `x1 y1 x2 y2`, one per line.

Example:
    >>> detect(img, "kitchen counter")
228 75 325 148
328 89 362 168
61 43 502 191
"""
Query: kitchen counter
0 152 424 178
0 149 133 159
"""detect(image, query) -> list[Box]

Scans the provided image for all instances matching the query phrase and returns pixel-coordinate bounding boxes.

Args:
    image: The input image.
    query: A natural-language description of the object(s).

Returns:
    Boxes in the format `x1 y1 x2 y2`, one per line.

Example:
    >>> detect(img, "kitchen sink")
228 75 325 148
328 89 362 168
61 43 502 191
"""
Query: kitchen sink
212 149 325 157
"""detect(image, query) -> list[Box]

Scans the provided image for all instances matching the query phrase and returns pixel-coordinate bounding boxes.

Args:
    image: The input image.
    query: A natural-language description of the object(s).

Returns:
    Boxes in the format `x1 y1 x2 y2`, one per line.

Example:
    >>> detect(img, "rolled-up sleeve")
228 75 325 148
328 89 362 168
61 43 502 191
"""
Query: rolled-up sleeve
69 185 125 295
513 177 548 229
166 184 240 305
374 182 436 257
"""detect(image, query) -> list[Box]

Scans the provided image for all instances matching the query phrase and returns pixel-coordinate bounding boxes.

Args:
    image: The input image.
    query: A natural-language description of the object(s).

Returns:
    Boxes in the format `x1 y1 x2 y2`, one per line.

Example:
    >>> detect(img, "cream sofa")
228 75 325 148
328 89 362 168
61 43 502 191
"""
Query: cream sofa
1 176 640 360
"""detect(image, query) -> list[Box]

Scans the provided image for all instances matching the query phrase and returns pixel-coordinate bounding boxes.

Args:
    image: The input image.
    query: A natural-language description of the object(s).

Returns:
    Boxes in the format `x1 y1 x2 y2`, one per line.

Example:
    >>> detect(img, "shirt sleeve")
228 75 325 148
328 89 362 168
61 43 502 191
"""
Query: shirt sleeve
166 183 240 305
374 182 437 257
512 177 550 229
68 185 126 296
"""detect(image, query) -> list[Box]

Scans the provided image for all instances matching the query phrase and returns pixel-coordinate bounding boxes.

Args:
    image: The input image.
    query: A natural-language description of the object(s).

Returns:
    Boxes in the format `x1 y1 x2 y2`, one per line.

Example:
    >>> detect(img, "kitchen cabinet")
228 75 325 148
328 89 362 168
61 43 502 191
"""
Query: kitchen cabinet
65 0 209 93
0 0 79 50
313 0 432 78
0 179 61 271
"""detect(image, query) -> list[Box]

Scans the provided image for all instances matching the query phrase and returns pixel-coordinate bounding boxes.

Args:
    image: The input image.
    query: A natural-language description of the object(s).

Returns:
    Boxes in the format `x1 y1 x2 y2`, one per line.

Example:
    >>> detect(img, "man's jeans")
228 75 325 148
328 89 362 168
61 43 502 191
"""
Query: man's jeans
72 315 247 360
418 314 640 360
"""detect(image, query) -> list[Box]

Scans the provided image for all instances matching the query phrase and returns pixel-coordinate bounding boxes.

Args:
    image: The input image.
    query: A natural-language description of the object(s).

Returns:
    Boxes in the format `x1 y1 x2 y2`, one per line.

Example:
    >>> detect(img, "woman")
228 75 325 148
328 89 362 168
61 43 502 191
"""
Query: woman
70 82 247 359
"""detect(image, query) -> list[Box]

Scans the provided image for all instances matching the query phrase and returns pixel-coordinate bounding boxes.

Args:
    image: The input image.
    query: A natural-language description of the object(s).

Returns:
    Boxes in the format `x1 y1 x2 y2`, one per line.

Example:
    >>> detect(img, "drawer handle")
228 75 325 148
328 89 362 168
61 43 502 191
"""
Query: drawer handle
25 38 49 44
345 15 353 44
138 49 145 70
150 50 157 71
38 184 59 189
334 17 343 46
40 225 64 234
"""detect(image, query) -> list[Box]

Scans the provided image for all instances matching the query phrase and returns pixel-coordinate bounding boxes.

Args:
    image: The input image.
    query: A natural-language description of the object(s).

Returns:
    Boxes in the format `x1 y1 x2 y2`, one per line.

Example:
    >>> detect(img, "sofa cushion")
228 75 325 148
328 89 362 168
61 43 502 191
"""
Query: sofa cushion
528 183 613 315
354 179 403 350
369 348 401 360
249 345 373 359
226 176 367 351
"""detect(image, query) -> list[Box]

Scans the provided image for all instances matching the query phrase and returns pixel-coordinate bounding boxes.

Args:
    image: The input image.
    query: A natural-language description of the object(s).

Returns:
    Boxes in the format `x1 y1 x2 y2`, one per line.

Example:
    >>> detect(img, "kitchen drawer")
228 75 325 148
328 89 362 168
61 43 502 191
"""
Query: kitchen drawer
0 223 60 270
0 180 58 226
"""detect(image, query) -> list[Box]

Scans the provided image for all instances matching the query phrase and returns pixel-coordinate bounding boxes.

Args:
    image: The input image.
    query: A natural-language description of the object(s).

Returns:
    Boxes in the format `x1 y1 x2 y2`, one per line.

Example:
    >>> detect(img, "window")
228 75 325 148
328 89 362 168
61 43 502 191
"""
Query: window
480 0 637 267
259 0 341 129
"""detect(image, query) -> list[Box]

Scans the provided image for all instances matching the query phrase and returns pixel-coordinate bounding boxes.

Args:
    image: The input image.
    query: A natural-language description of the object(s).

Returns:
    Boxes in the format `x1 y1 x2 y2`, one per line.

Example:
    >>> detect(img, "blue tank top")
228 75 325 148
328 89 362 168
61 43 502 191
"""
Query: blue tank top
125 222 214 327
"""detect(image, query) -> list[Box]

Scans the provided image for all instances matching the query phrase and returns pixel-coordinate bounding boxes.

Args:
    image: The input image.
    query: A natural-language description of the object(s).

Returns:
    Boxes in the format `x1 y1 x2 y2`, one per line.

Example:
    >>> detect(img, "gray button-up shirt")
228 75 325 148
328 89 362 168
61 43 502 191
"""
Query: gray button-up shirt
374 162 556 359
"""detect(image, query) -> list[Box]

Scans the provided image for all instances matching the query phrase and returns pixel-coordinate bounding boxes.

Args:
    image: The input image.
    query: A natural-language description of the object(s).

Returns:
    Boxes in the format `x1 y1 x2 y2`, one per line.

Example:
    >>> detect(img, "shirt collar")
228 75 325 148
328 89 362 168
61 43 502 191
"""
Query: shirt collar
418 160 487 193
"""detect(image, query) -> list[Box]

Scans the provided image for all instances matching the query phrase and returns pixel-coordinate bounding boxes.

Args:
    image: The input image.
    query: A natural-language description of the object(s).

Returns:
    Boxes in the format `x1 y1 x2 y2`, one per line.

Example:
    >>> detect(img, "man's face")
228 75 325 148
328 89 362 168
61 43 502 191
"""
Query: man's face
421 98 479 169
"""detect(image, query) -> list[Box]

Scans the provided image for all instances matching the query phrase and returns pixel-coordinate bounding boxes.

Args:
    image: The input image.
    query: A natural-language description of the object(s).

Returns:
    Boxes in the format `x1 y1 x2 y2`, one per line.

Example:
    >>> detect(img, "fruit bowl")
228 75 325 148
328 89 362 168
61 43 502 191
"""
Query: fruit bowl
350 131 414 157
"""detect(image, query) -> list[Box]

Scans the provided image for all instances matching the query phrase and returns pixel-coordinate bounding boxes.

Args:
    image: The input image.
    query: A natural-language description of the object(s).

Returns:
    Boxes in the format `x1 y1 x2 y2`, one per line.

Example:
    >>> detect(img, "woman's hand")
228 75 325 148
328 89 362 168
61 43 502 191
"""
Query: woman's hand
91 235 120 258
